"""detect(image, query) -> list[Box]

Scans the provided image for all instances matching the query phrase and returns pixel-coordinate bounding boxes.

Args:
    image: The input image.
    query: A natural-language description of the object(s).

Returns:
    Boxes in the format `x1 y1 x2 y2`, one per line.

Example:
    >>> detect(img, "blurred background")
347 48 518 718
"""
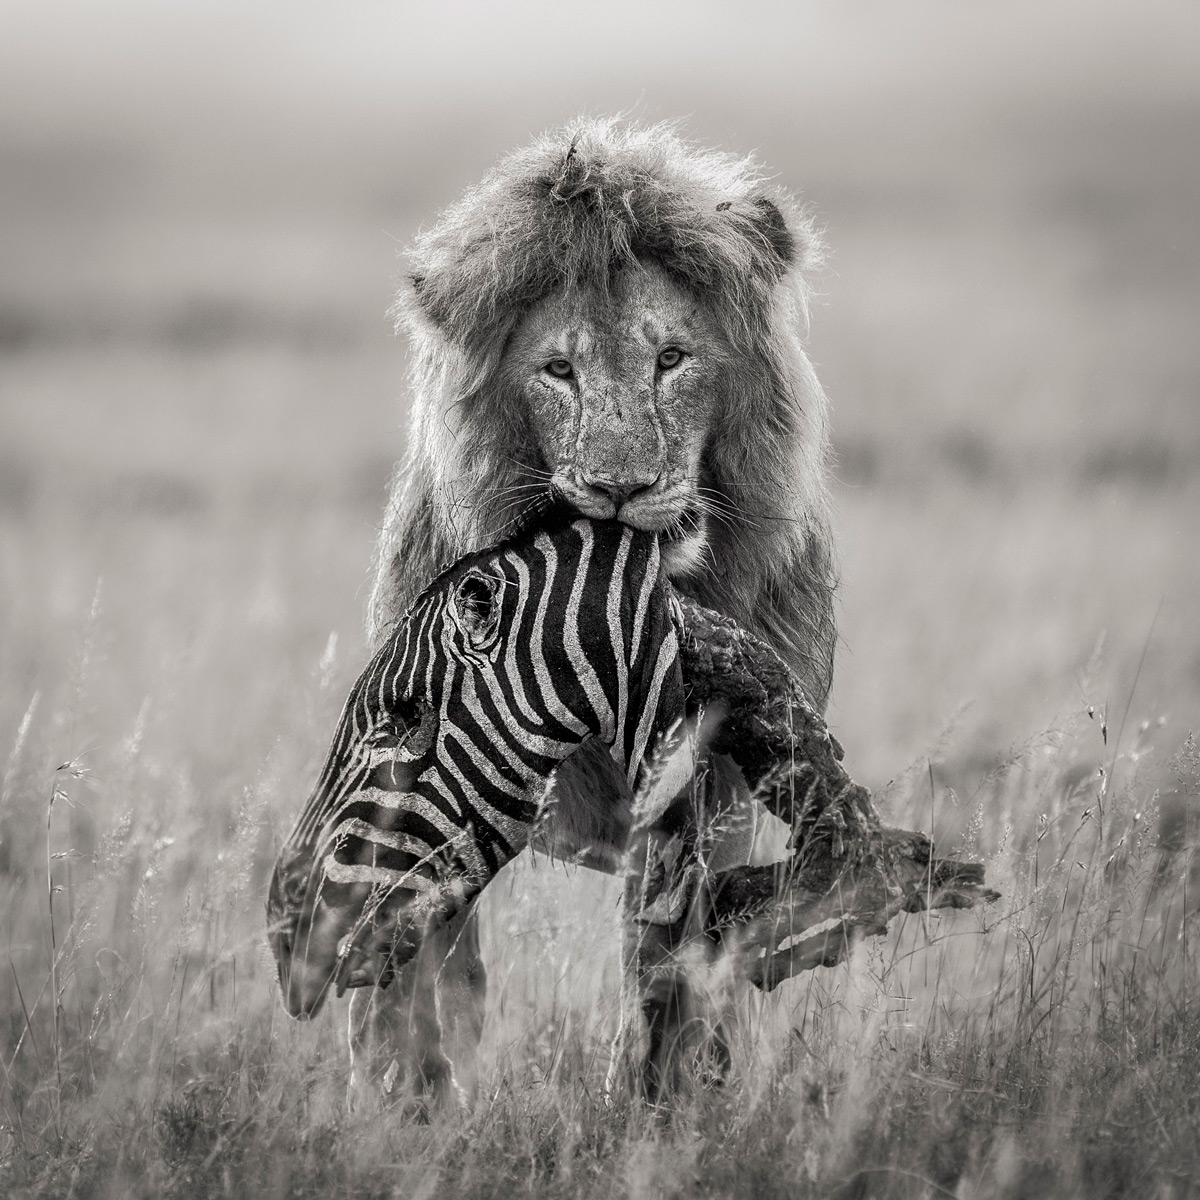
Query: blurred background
1 0 1198 1047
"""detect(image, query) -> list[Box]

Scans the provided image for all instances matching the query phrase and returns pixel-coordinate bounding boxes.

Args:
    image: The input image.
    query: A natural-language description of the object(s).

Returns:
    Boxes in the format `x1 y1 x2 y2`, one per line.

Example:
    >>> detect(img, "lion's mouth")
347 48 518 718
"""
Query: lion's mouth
659 507 709 578
548 472 707 572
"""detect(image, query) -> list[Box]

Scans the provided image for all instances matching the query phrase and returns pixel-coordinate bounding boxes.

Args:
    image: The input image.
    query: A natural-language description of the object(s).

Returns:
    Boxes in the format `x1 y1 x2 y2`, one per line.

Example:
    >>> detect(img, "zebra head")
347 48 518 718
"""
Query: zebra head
268 517 684 1018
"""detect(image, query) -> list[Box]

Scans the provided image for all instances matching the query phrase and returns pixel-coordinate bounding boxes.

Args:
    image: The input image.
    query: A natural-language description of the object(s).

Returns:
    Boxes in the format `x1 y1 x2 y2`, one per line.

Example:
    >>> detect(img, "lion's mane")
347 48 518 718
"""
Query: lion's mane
370 118 837 708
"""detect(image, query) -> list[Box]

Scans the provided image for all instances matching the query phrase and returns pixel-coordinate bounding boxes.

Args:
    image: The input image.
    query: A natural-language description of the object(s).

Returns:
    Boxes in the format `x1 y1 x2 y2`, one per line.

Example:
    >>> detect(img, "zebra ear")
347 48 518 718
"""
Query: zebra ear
453 570 502 647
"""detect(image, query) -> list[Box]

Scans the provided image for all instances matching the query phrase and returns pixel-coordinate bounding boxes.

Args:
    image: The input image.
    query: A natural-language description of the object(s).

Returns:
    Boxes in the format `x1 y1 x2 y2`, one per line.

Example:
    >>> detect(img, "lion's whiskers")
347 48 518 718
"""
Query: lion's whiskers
455 478 553 527
501 456 556 485
693 488 753 535
695 486 807 532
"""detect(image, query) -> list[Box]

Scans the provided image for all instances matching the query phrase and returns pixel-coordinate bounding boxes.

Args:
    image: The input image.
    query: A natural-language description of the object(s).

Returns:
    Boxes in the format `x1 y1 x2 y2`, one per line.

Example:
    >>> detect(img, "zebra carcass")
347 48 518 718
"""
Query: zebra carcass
267 513 997 1090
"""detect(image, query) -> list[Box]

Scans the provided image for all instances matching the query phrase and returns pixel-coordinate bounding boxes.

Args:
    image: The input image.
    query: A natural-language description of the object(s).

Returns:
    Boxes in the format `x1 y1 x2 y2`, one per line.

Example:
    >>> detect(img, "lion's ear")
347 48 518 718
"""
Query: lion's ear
750 197 796 275
408 272 445 326
406 261 475 335
405 264 515 353
716 194 798 285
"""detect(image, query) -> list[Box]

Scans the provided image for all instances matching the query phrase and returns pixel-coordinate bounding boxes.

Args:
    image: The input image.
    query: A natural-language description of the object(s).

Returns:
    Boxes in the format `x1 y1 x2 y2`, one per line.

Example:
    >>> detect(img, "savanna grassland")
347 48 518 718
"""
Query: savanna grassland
2 5 1199 1197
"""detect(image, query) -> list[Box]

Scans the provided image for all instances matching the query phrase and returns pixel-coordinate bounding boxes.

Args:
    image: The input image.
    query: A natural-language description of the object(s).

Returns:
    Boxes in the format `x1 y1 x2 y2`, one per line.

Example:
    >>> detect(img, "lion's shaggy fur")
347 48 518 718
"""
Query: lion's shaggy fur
371 118 837 708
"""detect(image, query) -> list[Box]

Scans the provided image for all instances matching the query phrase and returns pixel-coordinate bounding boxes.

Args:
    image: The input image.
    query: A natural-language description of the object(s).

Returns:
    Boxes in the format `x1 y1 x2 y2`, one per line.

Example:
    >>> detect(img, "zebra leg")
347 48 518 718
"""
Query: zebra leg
347 903 485 1110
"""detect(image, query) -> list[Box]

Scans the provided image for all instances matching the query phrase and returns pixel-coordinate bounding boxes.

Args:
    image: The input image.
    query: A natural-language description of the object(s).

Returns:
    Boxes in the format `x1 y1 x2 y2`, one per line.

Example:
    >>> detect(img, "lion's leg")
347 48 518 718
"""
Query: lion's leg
431 902 487 1101
346 903 484 1110
633 917 696 1102
626 904 730 1101
347 959 452 1110
622 820 730 1102
348 974 419 1106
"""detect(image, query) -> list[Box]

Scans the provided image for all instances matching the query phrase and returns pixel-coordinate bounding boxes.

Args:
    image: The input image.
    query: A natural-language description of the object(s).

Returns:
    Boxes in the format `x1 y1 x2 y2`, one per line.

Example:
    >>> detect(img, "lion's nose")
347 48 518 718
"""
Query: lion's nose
582 473 659 506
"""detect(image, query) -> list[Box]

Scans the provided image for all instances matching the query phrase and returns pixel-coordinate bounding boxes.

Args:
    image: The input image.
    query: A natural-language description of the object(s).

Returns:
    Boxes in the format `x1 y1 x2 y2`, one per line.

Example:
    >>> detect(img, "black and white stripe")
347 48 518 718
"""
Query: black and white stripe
280 518 683 912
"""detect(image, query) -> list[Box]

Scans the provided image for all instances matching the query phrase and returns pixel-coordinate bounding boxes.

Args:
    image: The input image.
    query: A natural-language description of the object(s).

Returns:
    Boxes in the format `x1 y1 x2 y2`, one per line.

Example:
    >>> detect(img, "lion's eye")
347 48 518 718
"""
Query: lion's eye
657 347 684 371
545 359 574 380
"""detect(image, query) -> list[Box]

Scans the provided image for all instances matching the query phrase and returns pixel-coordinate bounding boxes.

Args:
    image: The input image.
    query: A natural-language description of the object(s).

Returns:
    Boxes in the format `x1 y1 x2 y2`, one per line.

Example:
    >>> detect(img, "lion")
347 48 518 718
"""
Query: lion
347 118 838 1104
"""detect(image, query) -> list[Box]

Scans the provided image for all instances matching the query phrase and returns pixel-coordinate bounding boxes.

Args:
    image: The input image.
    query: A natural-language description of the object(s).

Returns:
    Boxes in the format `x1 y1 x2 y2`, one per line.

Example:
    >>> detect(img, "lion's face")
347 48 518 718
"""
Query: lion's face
501 265 725 577
381 120 837 705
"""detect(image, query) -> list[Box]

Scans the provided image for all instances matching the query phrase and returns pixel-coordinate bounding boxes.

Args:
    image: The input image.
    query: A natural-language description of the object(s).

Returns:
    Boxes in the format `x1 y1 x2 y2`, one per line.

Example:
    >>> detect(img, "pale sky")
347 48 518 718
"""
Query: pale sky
5 0 1198 151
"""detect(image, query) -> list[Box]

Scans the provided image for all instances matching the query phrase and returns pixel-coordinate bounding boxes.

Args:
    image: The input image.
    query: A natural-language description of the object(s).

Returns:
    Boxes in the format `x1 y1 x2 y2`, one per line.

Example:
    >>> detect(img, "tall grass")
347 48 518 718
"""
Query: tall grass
0 512 1195 1197
2 51 1197 1191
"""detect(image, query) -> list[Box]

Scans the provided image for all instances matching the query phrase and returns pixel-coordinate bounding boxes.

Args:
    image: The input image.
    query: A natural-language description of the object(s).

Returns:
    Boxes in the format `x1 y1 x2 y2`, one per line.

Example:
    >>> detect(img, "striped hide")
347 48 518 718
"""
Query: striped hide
268 516 685 1019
